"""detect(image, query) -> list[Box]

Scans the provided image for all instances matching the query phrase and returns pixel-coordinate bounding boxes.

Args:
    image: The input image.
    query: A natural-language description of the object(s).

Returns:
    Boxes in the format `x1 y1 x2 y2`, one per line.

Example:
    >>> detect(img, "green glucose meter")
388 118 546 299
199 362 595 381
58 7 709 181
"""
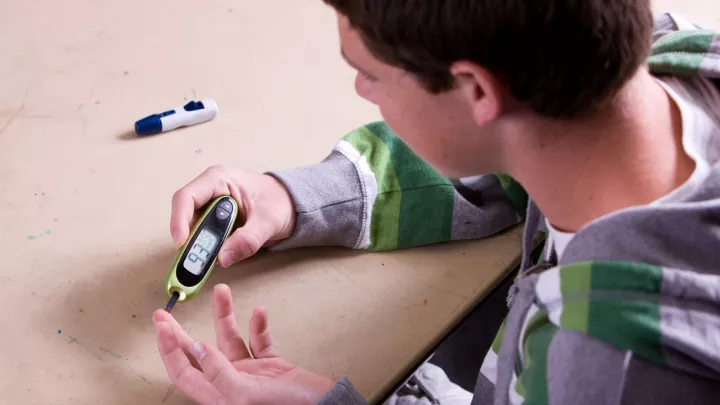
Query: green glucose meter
164 196 238 311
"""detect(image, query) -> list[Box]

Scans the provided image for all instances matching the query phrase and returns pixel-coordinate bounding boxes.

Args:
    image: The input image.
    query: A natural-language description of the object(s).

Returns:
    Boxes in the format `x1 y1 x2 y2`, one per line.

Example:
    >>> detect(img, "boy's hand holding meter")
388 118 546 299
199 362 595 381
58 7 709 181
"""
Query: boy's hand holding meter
165 194 239 310
170 165 296 268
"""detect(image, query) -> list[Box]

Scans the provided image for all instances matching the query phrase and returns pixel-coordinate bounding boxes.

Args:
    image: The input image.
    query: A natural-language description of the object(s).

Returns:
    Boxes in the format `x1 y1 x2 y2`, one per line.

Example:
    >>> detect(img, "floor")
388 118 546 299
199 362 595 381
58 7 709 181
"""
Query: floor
374 243 543 403
428 269 516 392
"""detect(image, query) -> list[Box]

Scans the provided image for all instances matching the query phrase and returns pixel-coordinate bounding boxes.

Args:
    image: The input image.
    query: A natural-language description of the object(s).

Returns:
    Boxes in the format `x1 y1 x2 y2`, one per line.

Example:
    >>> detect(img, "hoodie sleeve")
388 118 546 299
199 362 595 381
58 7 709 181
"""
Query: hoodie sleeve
267 121 526 252
315 378 368 405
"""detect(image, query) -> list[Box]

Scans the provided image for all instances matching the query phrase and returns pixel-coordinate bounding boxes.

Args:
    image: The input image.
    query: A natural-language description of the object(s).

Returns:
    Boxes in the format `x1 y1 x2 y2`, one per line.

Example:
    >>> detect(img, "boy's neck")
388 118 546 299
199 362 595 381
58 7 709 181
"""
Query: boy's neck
506 68 693 233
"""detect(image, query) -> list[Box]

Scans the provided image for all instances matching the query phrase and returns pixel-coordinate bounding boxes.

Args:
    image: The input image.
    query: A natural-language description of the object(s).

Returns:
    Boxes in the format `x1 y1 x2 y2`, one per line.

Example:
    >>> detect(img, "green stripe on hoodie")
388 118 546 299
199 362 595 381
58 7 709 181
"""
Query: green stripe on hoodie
343 123 456 250
495 173 529 217
517 320 558 405
648 30 718 75
363 122 455 249
586 262 665 365
343 126 402 250
558 262 592 332
539 262 666 368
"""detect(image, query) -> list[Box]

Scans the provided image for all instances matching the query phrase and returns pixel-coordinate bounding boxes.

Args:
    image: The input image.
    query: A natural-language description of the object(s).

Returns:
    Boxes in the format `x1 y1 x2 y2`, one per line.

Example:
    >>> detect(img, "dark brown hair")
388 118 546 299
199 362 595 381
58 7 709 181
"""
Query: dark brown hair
324 0 654 117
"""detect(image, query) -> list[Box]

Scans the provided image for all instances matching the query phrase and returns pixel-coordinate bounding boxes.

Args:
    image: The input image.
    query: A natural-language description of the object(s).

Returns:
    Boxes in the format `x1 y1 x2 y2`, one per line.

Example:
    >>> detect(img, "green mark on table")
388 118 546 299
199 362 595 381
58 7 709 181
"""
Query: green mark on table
27 230 52 240
68 336 103 360
137 374 151 385
99 347 122 359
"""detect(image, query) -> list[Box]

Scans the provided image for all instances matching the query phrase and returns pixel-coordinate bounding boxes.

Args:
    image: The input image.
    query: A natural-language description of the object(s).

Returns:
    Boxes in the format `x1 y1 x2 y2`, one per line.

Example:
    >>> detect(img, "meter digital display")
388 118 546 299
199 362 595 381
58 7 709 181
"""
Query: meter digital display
165 195 239 305
183 228 220 275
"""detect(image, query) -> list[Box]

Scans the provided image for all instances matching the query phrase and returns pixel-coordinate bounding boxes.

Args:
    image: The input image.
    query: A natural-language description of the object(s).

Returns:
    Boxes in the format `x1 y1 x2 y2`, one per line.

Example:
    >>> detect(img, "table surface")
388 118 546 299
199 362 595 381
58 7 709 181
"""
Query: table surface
1 1 718 405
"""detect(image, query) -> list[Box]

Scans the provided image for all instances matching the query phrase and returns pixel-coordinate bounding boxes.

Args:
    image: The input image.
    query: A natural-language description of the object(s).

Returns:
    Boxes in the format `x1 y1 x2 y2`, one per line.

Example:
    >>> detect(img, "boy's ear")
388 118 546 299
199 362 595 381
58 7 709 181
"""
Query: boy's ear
450 61 503 126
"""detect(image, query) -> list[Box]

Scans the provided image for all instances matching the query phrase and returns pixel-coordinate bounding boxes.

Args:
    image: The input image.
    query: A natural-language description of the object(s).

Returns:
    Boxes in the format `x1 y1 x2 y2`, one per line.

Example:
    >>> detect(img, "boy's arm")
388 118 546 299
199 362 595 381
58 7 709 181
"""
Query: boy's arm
268 121 526 252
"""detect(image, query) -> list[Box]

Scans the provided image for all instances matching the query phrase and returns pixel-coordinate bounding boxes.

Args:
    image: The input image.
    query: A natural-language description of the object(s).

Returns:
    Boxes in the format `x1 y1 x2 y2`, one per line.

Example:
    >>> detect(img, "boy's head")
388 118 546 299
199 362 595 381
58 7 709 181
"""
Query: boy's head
325 0 654 177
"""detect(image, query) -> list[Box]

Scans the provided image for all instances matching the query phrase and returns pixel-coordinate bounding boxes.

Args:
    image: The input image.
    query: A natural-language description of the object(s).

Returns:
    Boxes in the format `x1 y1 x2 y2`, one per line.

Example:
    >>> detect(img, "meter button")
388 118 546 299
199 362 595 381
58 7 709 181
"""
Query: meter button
219 201 234 213
216 208 231 221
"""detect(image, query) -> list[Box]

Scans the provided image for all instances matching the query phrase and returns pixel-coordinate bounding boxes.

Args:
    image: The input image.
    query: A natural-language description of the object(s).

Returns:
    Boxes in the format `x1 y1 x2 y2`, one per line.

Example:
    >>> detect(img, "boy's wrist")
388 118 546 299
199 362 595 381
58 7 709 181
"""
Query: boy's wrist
265 174 297 242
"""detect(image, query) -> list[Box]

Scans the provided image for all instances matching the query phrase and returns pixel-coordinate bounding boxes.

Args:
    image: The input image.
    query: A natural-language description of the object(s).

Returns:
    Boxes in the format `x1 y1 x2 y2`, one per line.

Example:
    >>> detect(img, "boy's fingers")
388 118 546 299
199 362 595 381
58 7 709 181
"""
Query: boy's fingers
170 179 216 248
249 306 280 359
170 166 239 248
153 309 194 348
154 321 223 404
213 284 252 362
153 309 201 369
191 341 243 398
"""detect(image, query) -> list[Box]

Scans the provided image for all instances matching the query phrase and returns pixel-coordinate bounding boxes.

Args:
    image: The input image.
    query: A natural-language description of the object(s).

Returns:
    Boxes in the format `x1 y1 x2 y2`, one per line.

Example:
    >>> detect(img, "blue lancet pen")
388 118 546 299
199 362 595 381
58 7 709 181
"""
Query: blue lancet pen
135 99 219 136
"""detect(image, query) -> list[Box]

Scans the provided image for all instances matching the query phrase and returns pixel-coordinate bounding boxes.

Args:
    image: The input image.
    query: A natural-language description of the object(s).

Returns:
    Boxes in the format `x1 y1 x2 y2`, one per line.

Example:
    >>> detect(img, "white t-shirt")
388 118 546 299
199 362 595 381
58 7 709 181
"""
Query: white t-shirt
545 76 720 260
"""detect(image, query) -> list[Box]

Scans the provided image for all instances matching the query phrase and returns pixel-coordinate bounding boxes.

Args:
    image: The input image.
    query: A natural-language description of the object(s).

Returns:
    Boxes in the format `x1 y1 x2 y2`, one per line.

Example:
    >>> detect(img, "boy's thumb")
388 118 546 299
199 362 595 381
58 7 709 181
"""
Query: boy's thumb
218 219 272 267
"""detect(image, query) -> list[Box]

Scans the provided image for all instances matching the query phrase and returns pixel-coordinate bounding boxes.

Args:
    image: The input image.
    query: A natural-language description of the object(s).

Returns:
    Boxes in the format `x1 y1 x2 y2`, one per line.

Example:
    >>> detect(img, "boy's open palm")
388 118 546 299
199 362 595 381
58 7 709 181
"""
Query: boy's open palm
153 284 334 405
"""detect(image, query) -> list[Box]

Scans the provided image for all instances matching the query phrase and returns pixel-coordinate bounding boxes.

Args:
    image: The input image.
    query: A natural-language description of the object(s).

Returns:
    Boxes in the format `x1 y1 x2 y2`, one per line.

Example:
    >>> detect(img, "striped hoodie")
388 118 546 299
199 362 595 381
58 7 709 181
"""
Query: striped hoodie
267 12 720 405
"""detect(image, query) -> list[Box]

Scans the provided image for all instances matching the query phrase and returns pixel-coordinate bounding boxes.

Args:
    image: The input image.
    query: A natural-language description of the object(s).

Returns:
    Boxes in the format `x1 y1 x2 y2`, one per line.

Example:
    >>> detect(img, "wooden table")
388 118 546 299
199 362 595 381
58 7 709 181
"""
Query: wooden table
3 1 715 404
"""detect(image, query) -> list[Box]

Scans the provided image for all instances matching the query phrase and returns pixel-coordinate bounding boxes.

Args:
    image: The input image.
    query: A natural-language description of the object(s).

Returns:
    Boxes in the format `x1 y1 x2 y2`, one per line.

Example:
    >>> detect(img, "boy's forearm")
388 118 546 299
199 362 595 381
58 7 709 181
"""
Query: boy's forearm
268 121 526 253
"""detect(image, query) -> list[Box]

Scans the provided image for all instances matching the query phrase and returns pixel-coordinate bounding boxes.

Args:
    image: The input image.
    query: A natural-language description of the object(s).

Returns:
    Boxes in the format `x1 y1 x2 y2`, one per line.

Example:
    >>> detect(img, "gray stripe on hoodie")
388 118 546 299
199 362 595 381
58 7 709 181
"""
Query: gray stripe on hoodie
660 267 720 378
699 33 720 74
451 178 522 241
546 330 627 405
620 354 720 405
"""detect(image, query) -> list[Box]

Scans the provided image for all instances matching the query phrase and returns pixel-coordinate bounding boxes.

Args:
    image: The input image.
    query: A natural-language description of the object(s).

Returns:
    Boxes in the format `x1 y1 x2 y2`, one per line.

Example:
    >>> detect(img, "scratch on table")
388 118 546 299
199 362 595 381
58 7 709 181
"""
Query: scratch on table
450 301 464 316
162 385 177 402
329 262 355 285
25 114 54 119
67 336 104 361
137 374 151 385
99 347 123 359
326 357 337 380
0 93 27 136
412 299 429 307
27 230 52 240
440 288 471 301
94 379 121 402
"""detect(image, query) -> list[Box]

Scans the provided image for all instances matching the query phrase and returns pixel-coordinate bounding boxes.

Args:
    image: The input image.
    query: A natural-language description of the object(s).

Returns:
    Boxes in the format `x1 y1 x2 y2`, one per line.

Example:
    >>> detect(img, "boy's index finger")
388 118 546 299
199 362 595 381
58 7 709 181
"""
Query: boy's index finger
153 310 194 348
153 309 202 369
154 321 223 404
170 168 227 247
